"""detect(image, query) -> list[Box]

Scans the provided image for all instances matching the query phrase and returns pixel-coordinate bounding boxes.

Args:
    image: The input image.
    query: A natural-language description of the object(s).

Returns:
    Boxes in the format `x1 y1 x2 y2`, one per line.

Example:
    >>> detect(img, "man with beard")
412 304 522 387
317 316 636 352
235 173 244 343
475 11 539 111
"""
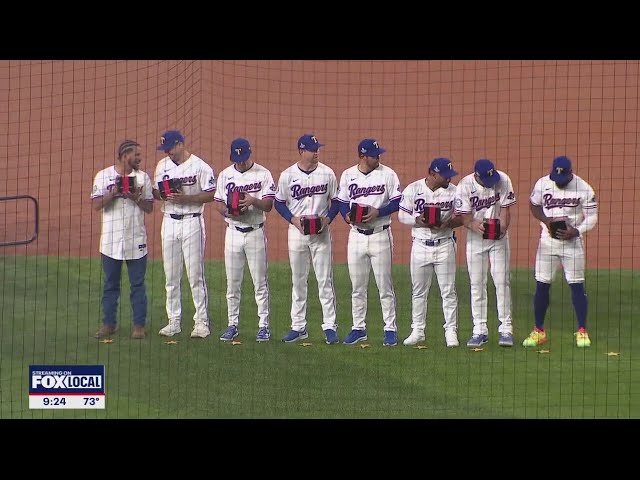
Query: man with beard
91 140 154 339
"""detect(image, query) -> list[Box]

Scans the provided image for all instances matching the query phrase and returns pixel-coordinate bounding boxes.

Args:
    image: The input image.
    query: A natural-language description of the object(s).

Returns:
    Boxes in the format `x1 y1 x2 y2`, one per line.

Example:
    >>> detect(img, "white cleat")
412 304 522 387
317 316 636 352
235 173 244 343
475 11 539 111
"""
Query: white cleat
159 321 182 337
445 329 459 348
190 322 211 338
403 329 426 346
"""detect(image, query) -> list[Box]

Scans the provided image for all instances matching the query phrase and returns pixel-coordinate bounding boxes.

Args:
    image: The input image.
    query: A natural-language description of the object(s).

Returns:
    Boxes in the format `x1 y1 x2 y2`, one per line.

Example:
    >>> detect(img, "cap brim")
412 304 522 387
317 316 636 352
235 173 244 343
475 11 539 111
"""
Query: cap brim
480 173 500 187
230 153 251 163
550 172 571 183
364 148 385 157
303 143 324 152
157 143 174 152
442 170 458 178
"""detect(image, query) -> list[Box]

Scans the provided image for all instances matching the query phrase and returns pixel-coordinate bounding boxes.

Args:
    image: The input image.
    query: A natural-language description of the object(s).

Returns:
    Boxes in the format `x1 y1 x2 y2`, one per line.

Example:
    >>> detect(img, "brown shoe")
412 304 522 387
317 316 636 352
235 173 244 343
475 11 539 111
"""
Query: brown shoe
95 324 117 338
132 325 146 339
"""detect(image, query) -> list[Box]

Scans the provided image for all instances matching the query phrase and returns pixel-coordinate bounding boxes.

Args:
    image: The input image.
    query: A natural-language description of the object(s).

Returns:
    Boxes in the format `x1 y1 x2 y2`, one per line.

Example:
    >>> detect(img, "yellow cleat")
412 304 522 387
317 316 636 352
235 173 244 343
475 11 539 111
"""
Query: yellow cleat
522 329 547 347
575 331 591 348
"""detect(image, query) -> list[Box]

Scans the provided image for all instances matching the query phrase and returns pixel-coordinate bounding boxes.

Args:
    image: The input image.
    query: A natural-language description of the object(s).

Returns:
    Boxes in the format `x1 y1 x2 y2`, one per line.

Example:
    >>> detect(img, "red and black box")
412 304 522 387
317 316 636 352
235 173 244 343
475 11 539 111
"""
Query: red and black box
116 175 137 194
350 203 369 223
227 191 245 216
301 215 322 235
483 218 501 240
422 206 442 227
549 219 567 239
158 178 182 199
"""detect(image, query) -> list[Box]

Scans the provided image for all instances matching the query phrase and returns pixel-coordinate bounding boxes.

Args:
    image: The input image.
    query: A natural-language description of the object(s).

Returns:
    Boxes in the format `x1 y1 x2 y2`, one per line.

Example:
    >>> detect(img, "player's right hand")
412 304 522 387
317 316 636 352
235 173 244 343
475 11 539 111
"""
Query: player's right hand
415 215 428 227
470 219 486 234
345 213 352 225
291 216 304 234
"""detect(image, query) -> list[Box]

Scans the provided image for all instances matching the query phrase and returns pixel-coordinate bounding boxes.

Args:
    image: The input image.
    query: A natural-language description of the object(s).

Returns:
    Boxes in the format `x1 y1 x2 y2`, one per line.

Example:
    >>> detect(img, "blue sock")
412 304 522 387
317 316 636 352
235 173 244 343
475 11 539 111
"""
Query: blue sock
569 283 588 329
534 281 551 330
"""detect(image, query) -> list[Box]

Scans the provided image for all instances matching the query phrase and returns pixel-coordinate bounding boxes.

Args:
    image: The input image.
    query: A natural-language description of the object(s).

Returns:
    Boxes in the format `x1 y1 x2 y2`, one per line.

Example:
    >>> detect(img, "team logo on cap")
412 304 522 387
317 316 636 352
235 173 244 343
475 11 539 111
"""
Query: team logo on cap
160 136 166 145
361 141 380 154
300 136 319 150
486 168 495 176
234 146 250 156
555 167 564 175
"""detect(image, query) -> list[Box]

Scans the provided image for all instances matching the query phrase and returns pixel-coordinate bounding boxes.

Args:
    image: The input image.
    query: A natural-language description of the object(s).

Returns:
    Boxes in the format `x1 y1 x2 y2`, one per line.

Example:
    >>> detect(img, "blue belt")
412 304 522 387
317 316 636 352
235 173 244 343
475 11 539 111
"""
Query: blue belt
356 224 390 236
419 236 453 246
169 213 201 220
233 223 264 233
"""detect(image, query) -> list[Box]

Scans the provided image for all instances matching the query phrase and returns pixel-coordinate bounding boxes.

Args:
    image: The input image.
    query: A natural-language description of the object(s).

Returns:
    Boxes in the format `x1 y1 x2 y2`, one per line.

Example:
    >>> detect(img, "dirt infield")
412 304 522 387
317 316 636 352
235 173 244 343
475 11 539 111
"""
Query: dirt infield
0 60 637 269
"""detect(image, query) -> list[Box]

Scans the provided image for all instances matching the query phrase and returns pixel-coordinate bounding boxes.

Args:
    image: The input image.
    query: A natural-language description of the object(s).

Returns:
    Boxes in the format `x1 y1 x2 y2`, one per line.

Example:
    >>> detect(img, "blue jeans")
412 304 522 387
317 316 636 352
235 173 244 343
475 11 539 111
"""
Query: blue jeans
101 254 147 327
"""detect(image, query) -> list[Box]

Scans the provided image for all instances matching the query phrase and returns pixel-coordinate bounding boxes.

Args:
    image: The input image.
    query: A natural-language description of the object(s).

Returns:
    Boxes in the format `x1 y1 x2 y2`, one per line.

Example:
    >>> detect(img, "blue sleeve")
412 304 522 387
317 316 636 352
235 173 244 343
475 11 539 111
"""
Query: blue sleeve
274 200 293 223
339 201 350 220
328 199 340 222
378 198 400 217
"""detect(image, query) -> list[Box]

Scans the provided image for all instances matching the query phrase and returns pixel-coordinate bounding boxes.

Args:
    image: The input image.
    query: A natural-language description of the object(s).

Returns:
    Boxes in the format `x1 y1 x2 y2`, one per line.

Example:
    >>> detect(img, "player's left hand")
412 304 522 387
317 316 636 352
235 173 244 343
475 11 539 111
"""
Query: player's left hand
122 186 143 203
239 194 254 213
318 216 330 234
555 225 579 240
167 191 188 203
361 206 379 223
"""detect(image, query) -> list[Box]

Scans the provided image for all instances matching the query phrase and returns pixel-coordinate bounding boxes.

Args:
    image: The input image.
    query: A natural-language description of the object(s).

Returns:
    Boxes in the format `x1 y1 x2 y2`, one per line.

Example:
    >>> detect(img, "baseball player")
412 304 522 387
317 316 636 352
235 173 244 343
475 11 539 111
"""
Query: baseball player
454 159 516 348
337 139 402 346
214 138 276 343
274 134 340 345
523 155 598 348
92 140 154 339
153 130 216 339
398 158 464 347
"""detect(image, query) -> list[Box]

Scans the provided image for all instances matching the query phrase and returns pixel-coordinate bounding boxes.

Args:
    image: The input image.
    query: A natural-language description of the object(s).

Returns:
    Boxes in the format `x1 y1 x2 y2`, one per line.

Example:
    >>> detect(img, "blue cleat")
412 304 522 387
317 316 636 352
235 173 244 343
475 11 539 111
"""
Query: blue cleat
282 329 309 343
466 334 489 348
324 329 340 345
383 330 398 346
498 333 514 347
256 327 271 342
343 329 368 345
219 325 239 342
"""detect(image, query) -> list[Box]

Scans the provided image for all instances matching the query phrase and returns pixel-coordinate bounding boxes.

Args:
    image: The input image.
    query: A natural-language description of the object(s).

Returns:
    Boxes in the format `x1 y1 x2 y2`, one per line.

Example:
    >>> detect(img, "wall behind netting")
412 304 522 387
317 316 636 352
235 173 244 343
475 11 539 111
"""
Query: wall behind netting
1 60 638 269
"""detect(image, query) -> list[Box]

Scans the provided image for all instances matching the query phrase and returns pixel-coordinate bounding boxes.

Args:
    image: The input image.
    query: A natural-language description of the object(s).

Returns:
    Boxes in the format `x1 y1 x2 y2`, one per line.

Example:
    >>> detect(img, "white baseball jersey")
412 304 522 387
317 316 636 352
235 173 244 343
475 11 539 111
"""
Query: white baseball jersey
214 163 277 226
91 166 153 260
399 179 457 240
153 154 216 215
530 174 598 240
454 170 516 226
275 162 338 216
337 164 402 229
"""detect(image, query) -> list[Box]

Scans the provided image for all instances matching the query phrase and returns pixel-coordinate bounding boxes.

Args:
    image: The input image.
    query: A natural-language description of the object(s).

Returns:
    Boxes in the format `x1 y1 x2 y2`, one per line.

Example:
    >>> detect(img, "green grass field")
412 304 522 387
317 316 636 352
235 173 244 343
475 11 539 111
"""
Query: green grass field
0 255 638 419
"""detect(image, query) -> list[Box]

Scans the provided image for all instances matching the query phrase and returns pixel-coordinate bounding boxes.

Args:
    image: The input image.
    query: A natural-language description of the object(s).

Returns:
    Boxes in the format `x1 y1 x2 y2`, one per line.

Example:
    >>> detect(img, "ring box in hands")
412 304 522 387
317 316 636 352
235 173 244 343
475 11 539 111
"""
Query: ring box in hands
158 178 182 199
350 203 369 223
483 218 501 240
116 175 137 194
549 219 568 239
301 215 322 235
227 191 245 216
422 206 442 227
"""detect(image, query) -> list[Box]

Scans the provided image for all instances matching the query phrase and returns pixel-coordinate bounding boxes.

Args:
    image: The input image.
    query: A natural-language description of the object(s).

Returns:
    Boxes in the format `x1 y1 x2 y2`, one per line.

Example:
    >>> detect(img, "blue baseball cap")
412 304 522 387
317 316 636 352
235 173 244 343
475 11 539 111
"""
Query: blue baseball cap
474 159 501 187
549 155 573 183
298 134 324 152
157 130 184 151
430 157 458 178
358 138 386 157
230 138 252 163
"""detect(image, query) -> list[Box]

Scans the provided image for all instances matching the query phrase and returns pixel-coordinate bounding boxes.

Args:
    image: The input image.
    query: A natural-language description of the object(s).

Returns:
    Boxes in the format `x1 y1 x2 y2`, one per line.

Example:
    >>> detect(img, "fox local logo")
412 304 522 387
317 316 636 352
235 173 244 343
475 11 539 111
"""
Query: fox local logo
29 365 105 393
32 371 102 389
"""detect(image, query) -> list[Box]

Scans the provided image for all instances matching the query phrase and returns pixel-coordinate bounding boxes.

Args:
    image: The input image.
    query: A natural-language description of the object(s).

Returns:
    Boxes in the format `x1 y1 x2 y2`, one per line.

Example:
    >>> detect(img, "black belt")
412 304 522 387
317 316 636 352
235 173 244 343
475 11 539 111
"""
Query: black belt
233 223 264 233
356 224 390 236
169 213 201 220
